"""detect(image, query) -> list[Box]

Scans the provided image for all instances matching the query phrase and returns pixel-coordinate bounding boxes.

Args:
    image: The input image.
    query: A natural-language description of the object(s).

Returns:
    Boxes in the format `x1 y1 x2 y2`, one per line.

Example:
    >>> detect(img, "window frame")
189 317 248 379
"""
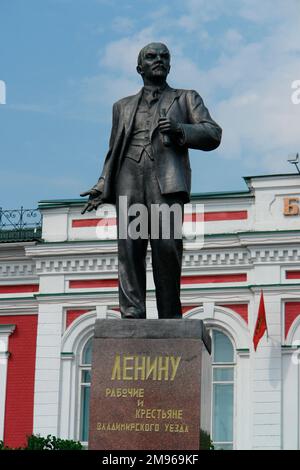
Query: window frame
77 336 93 445
209 328 236 450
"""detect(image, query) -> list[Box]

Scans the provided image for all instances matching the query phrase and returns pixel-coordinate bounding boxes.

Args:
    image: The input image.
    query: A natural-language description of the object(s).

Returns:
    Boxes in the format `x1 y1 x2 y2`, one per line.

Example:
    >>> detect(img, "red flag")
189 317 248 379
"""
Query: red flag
253 291 268 351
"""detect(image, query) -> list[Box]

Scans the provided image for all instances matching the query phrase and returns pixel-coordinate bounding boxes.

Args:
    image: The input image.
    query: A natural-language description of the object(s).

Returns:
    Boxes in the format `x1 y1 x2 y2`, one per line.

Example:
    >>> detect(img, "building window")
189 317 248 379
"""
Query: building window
211 329 235 450
79 337 92 442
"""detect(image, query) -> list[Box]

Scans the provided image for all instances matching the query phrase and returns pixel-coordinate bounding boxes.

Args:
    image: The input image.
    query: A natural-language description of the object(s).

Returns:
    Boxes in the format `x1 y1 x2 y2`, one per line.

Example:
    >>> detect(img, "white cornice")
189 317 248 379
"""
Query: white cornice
0 324 15 335
25 242 118 257
0 241 37 250
25 231 300 256
35 293 119 305
200 233 300 250
0 301 38 314
30 251 250 275
22 244 300 276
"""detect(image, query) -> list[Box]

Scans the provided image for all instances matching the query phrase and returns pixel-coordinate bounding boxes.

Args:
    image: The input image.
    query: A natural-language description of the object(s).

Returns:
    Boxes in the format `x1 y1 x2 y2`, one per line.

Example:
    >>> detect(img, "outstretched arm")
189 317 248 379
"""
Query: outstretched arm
80 102 120 213
80 179 104 214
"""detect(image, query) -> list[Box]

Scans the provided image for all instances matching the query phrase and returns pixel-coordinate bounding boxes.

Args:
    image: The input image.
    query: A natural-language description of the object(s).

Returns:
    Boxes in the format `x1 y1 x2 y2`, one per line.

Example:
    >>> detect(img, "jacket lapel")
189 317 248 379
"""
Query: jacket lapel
123 89 143 136
122 86 181 140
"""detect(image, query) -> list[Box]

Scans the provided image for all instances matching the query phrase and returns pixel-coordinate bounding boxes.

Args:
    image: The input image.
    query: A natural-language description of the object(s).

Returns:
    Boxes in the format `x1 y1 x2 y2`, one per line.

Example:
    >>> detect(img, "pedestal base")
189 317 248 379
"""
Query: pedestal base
88 319 211 450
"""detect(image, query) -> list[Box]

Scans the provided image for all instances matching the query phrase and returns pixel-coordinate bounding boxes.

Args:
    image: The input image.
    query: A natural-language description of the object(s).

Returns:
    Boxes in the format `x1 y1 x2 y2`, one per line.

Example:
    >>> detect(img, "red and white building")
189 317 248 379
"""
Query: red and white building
1 173 300 450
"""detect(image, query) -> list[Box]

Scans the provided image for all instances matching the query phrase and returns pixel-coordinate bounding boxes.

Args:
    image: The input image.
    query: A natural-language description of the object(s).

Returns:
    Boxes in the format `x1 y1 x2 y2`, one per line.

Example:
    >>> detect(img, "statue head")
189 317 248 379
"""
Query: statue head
136 42 170 85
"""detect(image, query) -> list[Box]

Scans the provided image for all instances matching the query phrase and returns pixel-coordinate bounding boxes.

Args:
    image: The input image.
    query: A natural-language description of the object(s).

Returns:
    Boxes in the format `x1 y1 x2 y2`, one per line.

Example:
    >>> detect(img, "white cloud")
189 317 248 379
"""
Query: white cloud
79 0 300 174
86 27 175 108
99 27 171 74
111 16 135 34
170 0 300 172
81 73 140 106
178 0 227 24
222 29 244 52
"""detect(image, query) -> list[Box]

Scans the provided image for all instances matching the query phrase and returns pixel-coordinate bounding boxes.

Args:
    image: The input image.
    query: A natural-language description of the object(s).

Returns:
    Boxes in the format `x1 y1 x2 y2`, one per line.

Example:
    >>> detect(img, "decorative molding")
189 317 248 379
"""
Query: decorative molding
236 349 250 357
0 303 38 315
27 249 251 276
219 303 248 324
248 247 300 264
25 243 118 258
281 345 300 355
0 324 16 336
23 244 300 277
106 310 121 320
183 249 250 267
0 351 10 359
34 292 120 304
61 311 97 351
66 309 92 329
35 255 119 274
0 262 36 278
60 352 75 360
183 305 250 350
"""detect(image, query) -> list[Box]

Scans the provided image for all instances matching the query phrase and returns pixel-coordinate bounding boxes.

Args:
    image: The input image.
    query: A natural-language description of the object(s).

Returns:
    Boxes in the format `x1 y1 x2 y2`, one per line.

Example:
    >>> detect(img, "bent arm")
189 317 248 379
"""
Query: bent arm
179 90 222 151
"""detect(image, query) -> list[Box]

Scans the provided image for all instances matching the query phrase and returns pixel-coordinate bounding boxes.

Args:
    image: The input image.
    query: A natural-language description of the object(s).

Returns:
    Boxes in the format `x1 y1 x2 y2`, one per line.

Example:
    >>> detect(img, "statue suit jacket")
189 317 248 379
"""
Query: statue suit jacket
96 84 222 204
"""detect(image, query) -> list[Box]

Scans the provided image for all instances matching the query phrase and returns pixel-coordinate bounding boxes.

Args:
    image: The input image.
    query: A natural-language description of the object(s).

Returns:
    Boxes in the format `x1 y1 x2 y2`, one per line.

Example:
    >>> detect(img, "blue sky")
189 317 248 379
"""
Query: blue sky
0 0 299 209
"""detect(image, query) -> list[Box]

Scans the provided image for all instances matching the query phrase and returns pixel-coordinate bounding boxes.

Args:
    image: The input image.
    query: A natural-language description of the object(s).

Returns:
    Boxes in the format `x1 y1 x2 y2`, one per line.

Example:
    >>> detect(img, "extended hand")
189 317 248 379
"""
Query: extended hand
80 188 103 214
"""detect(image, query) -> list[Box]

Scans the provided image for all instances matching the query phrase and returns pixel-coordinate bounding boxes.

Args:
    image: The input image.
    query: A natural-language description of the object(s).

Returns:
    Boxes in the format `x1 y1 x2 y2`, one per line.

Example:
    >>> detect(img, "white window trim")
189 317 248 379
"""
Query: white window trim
59 311 96 440
78 339 92 444
210 328 236 450
282 316 300 450
184 305 251 450
59 308 119 442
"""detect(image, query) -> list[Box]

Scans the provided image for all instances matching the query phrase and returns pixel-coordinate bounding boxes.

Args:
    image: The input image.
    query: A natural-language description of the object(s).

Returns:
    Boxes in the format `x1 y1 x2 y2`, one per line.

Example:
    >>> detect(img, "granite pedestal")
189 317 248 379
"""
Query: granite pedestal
88 319 211 450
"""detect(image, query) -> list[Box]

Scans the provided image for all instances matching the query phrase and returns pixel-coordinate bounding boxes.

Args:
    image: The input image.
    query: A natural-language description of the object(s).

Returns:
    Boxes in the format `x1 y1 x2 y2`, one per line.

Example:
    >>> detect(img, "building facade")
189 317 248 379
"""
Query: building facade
0 173 300 450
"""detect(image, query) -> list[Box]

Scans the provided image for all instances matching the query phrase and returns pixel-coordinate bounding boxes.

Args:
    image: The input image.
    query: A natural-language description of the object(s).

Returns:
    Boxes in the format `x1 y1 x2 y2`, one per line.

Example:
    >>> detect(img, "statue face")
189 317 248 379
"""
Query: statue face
138 44 170 81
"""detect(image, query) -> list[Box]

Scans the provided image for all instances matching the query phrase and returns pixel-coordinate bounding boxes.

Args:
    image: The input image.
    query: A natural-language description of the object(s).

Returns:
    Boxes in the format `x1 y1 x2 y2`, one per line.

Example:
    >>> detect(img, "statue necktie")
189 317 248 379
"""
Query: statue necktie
144 88 161 107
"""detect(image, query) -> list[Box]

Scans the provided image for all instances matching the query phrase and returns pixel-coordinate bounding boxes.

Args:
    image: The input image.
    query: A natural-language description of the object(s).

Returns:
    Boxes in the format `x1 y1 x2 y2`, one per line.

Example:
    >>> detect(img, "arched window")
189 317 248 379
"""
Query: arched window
211 329 235 450
79 337 92 442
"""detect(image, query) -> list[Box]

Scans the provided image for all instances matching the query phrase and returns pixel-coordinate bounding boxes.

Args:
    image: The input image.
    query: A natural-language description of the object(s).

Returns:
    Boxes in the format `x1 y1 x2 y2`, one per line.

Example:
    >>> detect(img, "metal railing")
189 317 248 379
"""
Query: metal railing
0 207 42 230
0 207 42 242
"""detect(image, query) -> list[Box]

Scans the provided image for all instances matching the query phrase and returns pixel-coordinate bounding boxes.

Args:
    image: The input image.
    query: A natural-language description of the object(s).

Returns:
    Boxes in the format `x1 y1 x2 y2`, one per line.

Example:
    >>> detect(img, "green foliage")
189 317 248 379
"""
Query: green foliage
200 429 214 450
3 431 213 451
0 434 83 451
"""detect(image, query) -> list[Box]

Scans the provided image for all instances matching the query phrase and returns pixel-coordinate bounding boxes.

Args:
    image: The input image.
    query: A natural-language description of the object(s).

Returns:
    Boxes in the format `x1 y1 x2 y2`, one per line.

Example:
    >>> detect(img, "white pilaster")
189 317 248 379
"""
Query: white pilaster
41 207 69 242
145 300 158 319
251 292 282 450
58 352 75 439
96 305 108 319
0 324 15 441
34 303 63 437
236 350 251 449
282 348 300 449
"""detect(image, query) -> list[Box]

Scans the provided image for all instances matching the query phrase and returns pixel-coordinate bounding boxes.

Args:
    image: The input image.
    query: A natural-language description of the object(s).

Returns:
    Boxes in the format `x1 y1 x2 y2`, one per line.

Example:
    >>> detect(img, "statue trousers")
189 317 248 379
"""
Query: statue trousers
115 150 184 319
